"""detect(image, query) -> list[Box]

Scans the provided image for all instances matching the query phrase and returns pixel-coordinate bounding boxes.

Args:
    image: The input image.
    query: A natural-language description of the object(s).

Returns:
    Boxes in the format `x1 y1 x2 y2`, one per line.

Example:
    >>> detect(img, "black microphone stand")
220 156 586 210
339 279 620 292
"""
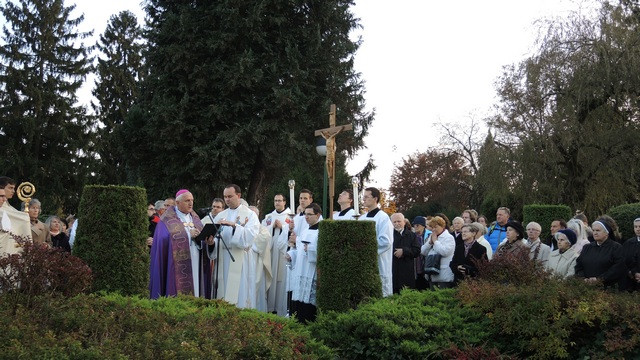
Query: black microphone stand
212 224 235 300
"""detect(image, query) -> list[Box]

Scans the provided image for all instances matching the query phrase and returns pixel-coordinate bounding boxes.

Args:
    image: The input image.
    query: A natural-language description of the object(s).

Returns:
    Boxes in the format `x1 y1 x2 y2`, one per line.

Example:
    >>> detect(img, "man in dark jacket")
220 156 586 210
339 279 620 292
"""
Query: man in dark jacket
391 213 421 293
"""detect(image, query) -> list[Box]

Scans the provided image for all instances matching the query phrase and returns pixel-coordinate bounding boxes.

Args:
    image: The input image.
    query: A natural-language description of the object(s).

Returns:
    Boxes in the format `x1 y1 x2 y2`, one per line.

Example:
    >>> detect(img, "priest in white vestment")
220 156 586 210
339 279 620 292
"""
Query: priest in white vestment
212 184 260 309
333 189 356 220
358 187 393 297
249 205 272 312
291 203 322 323
264 194 292 316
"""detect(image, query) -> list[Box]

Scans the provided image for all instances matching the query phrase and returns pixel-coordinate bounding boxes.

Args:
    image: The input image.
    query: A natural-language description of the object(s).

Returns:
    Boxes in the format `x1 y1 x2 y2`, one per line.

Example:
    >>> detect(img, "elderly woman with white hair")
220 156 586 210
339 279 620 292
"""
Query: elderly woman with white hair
451 216 464 240
575 218 625 287
546 229 579 278
526 221 550 266
45 215 71 252
567 219 590 254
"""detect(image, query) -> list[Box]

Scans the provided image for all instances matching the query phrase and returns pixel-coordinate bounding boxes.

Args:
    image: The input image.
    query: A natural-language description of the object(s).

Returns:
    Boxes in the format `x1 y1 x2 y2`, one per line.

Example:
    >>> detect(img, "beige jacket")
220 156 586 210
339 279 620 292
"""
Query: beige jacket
546 248 578 278
31 220 51 246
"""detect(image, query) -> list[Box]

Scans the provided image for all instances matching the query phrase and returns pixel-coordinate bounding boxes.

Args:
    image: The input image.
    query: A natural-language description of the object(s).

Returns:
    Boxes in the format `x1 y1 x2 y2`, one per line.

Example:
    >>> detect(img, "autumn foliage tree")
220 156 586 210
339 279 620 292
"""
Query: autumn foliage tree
389 149 472 214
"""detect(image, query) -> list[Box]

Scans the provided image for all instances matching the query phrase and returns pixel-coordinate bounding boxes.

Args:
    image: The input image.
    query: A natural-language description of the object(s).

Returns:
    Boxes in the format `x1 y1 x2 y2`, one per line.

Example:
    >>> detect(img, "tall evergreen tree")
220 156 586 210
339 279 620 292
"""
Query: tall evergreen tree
92 11 144 185
125 0 372 205
0 0 93 213
490 2 640 215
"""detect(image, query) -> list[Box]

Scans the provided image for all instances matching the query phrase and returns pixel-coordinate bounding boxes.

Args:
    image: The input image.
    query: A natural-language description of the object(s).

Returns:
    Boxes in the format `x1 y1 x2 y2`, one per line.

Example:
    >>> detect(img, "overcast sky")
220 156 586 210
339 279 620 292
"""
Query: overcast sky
71 0 596 189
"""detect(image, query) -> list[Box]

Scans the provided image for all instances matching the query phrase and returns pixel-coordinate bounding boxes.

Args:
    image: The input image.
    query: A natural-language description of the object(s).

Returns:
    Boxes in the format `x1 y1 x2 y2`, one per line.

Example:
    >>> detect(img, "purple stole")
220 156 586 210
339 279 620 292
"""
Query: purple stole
162 206 203 295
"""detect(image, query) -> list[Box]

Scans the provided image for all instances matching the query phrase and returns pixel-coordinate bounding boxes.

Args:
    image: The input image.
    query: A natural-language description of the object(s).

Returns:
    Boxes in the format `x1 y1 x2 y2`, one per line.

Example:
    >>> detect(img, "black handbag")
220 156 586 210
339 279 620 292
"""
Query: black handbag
423 252 442 275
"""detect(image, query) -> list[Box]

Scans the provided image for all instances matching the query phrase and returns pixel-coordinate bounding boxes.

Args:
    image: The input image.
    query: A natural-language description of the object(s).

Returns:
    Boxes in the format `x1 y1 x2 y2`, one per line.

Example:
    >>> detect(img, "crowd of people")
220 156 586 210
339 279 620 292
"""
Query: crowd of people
3 174 640 324
403 207 640 292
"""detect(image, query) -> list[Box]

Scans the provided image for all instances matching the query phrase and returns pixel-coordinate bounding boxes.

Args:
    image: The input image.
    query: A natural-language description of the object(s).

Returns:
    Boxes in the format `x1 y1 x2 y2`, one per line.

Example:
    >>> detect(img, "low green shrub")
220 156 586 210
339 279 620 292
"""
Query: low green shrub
458 276 640 359
608 202 640 240
522 204 572 240
74 185 149 295
309 289 490 359
0 293 332 359
316 220 381 312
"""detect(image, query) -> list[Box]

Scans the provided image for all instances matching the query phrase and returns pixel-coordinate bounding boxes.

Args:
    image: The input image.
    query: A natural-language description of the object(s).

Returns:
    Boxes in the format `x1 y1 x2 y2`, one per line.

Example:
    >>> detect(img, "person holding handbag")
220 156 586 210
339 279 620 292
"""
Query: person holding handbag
420 216 455 289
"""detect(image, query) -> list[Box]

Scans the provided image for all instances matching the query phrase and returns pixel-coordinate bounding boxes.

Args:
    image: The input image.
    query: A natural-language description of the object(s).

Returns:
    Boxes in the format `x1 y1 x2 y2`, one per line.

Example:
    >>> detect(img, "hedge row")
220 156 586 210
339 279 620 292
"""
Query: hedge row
309 289 492 359
522 204 572 240
73 185 149 296
608 202 640 240
316 220 381 312
0 293 332 359
459 251 640 359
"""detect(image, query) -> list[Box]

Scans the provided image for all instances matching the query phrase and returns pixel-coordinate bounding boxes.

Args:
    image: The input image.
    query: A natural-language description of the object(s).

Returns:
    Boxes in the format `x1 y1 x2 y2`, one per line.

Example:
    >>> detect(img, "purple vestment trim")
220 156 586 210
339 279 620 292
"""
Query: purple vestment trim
149 206 205 299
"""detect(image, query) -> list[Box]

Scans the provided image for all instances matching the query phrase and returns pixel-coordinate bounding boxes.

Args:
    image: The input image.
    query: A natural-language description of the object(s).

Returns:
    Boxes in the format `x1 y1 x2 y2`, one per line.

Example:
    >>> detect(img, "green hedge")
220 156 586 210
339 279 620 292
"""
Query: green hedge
522 204 572 240
73 185 149 295
316 220 381 312
458 276 640 359
309 289 491 359
0 293 332 359
608 203 640 240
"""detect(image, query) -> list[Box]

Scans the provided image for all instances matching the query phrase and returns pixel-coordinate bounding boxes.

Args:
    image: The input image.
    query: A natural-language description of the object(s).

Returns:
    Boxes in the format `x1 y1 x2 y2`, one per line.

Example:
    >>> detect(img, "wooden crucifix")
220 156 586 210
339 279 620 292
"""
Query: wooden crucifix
314 104 352 219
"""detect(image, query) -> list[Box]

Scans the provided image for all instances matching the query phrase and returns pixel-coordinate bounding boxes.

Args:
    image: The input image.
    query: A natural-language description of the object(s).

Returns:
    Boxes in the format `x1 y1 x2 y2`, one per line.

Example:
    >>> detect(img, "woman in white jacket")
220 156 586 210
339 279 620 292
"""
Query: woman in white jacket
421 216 456 289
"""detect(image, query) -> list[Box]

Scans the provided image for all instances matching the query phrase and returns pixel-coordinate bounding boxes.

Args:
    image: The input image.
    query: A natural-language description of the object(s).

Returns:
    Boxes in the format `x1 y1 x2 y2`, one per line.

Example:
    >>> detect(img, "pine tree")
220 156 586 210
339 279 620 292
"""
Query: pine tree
124 0 372 205
0 0 93 213
92 11 144 185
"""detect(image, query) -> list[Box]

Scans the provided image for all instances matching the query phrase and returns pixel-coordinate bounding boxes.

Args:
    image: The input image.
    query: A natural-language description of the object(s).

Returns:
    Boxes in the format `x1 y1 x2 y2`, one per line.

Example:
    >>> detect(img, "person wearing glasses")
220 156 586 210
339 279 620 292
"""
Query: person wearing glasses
450 223 487 285
291 203 322 323
263 194 293 316
526 222 550 266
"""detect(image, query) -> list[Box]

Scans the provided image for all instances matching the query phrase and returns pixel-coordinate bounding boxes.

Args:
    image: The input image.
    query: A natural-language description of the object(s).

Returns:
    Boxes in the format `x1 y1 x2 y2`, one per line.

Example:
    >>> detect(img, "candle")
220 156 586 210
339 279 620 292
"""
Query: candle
351 176 359 215
288 180 295 214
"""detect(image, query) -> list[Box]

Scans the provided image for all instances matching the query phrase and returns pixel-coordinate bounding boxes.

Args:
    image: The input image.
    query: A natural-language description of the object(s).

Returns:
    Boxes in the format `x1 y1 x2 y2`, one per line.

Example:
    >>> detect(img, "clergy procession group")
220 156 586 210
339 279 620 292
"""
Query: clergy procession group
147 181 640 324
147 184 389 323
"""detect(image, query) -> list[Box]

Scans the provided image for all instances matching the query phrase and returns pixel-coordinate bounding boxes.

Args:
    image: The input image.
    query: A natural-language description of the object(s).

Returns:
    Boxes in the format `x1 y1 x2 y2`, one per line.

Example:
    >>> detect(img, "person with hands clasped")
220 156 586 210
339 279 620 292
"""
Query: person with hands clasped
420 216 455 289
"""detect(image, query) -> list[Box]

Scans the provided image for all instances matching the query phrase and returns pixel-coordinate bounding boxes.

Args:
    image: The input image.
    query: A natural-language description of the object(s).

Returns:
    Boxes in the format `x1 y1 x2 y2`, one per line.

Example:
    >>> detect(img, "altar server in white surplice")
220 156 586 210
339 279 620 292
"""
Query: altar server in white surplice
212 184 260 309
333 189 356 220
286 189 314 295
264 193 292 316
291 203 322 323
358 187 393 297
